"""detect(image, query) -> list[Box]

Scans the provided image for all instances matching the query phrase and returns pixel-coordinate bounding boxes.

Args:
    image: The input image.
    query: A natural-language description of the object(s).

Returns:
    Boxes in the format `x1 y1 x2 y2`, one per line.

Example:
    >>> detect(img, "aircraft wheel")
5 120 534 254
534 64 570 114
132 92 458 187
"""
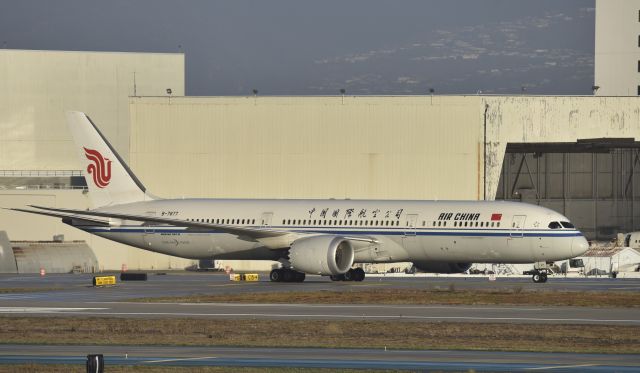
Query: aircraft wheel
353 268 365 282
330 274 344 281
343 269 355 281
532 273 541 283
294 271 306 282
270 269 283 282
283 269 295 282
540 273 548 283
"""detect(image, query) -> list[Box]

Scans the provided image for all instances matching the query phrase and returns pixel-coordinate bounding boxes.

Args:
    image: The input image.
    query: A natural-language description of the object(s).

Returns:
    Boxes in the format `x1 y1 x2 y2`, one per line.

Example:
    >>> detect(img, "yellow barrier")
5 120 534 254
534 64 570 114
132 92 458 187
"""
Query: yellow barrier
229 273 259 282
93 275 117 286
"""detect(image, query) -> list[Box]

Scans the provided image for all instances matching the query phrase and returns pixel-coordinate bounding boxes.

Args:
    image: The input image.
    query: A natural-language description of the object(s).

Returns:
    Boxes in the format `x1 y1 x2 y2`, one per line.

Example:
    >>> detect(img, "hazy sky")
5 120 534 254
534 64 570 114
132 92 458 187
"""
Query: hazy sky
0 0 595 95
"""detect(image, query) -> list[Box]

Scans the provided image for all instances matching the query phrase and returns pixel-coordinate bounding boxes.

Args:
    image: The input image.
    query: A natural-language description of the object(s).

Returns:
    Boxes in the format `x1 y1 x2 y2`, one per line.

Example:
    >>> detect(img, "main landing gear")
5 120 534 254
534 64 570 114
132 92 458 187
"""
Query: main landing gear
531 269 548 283
269 268 306 282
330 267 365 282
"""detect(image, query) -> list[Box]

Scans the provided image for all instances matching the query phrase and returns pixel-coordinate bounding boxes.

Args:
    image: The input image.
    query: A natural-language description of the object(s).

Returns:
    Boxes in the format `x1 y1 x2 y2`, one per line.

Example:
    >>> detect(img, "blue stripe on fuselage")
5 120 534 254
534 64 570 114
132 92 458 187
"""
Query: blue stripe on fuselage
80 226 582 238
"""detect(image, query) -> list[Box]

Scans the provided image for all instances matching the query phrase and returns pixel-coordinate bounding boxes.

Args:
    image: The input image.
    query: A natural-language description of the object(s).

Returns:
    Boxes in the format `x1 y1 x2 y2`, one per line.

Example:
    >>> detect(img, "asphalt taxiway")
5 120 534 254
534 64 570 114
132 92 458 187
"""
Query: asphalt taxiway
0 273 639 324
0 273 639 370
1 345 639 372
0 301 638 325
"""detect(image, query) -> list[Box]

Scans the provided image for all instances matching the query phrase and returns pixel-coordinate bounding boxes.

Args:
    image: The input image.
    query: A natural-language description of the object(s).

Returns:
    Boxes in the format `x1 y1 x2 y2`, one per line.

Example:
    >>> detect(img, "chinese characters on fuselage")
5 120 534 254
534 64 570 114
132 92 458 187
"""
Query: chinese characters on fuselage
308 207 404 220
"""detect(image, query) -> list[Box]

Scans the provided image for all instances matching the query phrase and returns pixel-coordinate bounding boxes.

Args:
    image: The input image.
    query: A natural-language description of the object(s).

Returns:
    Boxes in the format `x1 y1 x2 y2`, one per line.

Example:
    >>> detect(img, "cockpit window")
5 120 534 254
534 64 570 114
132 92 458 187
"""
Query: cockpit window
548 221 562 229
560 221 575 229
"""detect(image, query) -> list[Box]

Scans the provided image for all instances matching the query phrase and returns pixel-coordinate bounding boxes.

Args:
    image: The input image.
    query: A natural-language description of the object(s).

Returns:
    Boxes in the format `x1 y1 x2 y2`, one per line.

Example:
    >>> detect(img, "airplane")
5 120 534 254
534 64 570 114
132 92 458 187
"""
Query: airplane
9 111 589 284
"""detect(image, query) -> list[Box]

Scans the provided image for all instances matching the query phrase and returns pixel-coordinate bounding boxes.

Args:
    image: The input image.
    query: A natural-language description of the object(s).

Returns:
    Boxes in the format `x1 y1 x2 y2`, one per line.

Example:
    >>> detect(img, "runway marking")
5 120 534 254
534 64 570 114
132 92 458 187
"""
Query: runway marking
0 307 107 313
525 363 597 370
206 284 252 287
171 303 546 311
144 356 218 364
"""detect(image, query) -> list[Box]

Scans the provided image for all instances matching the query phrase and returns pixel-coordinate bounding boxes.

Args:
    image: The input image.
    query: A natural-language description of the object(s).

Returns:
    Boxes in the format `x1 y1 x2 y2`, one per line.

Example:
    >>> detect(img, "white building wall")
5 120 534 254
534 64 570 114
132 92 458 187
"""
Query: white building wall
483 96 640 199
129 96 484 201
130 95 639 203
0 49 192 270
0 49 184 169
595 0 640 96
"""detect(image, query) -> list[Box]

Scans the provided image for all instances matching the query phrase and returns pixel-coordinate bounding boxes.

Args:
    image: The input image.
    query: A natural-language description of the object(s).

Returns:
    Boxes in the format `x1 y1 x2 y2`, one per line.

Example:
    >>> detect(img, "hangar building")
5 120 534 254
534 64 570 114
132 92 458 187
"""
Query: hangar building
594 0 640 96
1 0 640 271
129 95 639 242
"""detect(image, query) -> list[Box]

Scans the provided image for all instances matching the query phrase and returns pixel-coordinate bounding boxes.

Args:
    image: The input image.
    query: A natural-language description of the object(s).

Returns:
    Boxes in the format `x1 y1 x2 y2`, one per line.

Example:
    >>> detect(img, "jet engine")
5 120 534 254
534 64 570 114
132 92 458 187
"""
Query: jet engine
288 235 354 275
412 261 472 274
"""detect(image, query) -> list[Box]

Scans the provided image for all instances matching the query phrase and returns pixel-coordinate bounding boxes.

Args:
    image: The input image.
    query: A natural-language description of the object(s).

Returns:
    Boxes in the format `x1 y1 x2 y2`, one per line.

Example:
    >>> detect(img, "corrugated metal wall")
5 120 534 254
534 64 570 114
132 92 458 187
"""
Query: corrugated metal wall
497 150 640 240
0 49 185 169
11 241 98 274
130 96 484 200
0 49 192 271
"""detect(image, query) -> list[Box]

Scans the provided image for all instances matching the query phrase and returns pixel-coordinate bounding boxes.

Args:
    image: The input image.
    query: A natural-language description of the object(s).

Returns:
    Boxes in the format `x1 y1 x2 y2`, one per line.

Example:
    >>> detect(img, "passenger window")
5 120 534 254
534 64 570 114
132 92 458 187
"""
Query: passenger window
443 221 446 227
433 222 436 227
548 221 562 229
497 222 500 227
252 219 255 224
438 221 441 227
491 222 494 227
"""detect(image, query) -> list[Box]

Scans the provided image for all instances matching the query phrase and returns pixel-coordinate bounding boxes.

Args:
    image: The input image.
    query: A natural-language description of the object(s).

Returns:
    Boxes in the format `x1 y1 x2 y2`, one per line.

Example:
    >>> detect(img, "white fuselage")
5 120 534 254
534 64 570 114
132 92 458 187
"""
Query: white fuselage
72 199 588 265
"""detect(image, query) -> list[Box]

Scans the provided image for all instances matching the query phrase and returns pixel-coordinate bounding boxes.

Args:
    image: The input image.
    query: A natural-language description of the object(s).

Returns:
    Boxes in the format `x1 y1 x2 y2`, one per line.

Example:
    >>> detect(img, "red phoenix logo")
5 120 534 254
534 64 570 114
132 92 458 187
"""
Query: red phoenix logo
83 147 112 188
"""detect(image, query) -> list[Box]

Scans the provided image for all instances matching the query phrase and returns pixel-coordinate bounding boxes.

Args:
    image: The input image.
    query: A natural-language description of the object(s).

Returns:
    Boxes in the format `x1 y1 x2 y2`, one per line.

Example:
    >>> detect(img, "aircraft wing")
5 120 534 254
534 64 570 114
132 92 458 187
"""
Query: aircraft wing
7 207 109 225
20 205 377 248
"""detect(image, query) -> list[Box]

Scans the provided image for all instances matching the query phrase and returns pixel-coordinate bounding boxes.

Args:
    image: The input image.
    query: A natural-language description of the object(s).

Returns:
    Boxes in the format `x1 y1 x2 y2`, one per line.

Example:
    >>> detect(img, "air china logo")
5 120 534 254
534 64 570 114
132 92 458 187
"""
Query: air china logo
83 147 112 188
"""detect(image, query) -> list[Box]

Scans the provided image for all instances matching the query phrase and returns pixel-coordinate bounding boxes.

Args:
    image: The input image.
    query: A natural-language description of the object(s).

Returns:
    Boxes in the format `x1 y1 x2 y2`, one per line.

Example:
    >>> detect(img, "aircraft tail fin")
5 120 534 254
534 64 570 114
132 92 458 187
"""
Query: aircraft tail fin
66 111 154 207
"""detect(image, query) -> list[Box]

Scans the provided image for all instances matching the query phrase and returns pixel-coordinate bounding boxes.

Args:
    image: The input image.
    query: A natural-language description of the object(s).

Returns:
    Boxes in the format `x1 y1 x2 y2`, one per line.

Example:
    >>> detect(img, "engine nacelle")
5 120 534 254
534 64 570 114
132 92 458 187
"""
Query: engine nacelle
412 261 472 274
289 235 355 275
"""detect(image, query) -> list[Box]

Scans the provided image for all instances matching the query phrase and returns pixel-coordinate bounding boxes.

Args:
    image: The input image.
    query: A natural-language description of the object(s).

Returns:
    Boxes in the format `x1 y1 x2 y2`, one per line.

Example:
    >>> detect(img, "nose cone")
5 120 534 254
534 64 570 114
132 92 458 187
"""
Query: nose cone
571 236 589 256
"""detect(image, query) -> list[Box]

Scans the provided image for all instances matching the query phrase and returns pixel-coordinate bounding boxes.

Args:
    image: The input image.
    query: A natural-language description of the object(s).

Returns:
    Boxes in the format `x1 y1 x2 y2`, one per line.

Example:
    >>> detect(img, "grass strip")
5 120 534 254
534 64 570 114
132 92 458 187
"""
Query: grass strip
0 316 638 354
0 287 63 294
134 288 640 308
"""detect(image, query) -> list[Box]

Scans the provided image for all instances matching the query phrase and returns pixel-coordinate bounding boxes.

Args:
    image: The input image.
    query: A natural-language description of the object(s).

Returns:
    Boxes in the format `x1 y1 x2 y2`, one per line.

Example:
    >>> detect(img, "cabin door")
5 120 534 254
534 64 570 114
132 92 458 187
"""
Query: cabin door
261 212 273 227
507 215 532 261
403 214 420 252
142 210 157 247
510 215 526 238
